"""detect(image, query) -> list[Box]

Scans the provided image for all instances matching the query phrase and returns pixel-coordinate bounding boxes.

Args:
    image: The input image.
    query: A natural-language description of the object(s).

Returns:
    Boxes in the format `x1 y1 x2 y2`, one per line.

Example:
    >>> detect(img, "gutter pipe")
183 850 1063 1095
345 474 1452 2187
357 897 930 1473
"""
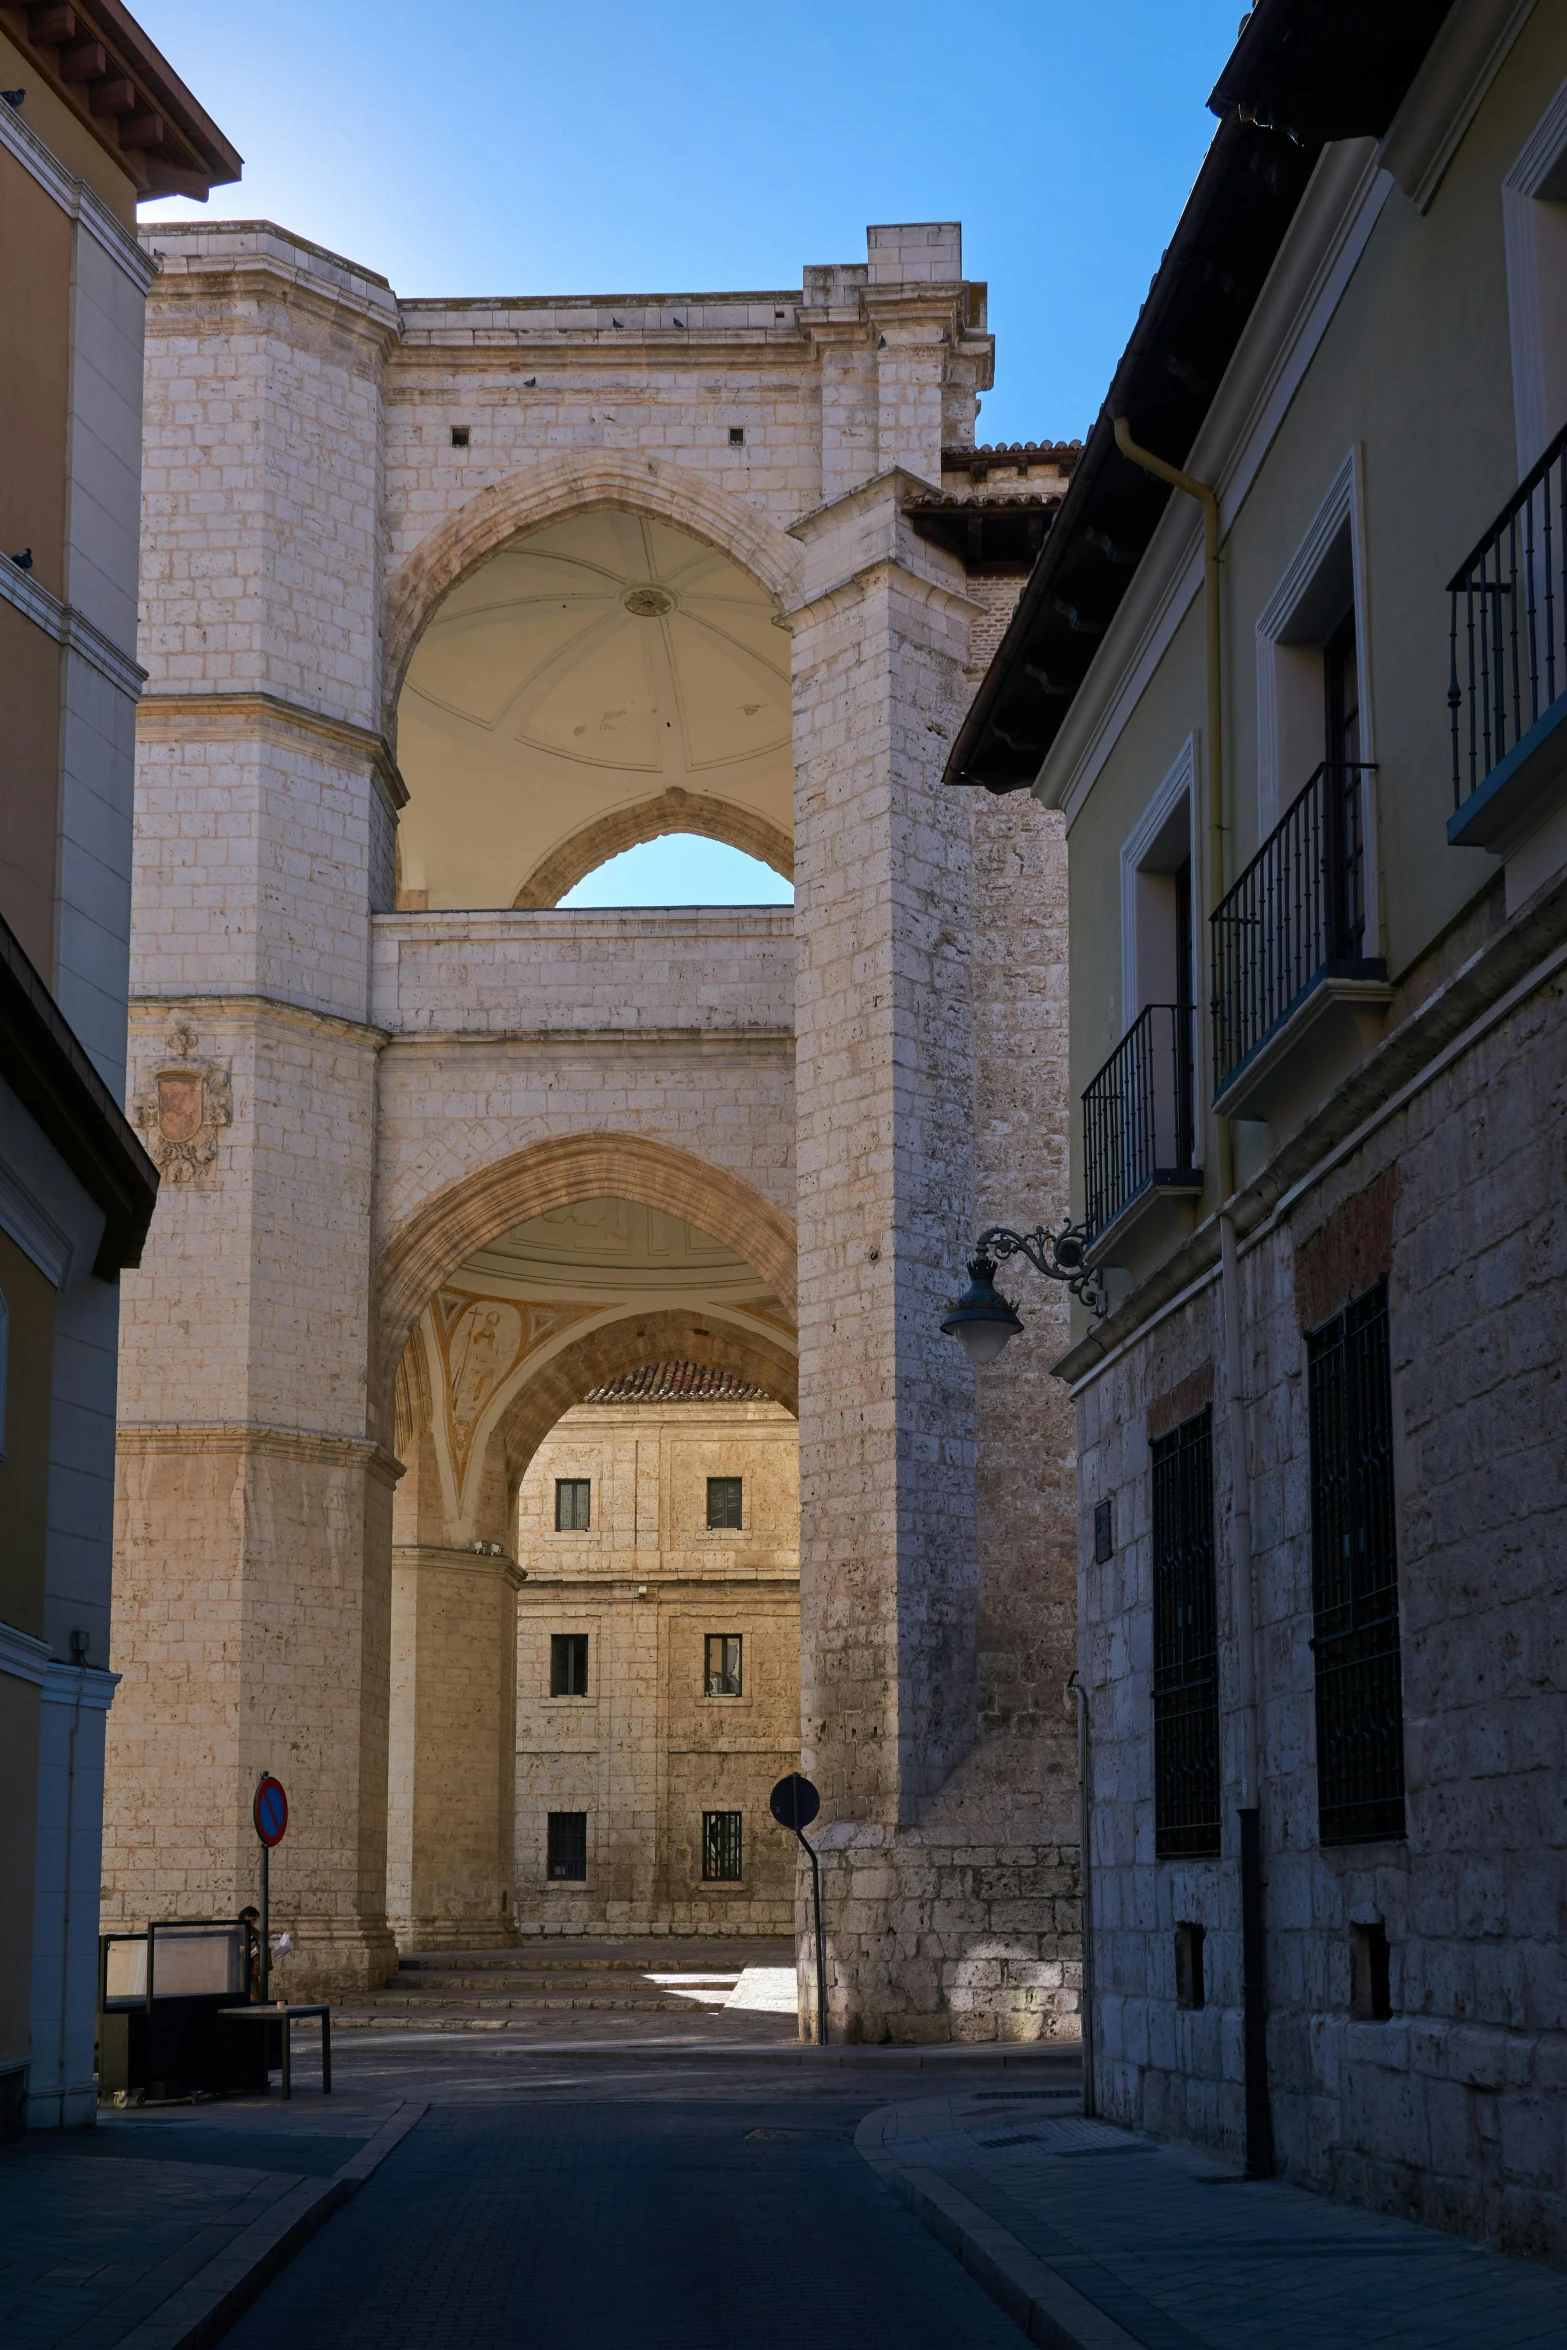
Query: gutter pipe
1066 1672 1095 2117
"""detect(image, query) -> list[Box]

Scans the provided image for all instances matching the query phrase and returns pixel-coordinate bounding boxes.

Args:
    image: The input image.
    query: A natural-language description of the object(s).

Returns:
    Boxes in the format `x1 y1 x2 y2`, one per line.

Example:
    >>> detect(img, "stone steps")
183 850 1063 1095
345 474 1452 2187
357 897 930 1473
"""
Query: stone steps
334 1940 796 2033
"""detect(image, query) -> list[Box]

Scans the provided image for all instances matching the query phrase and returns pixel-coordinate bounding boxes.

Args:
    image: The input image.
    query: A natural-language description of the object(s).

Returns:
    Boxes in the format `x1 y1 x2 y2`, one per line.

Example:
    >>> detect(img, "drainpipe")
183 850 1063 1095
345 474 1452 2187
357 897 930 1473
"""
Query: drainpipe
1065 1673 1095 2117
56 1645 86 2124
1221 1213 1272 2178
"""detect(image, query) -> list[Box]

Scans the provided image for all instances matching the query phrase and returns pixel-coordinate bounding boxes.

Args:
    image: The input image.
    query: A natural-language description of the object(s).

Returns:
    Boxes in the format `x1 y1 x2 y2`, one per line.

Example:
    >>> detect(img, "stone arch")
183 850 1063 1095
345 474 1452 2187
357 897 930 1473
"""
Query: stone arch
382 453 801 734
513 788 794 906
484 1308 797 1517
374 1131 797 1412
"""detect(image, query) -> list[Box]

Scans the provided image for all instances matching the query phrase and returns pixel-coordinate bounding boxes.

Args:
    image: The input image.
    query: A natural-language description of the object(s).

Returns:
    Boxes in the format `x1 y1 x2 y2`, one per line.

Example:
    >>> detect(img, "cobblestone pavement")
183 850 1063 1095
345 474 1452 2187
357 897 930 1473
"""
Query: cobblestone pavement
866 2089 1567 2350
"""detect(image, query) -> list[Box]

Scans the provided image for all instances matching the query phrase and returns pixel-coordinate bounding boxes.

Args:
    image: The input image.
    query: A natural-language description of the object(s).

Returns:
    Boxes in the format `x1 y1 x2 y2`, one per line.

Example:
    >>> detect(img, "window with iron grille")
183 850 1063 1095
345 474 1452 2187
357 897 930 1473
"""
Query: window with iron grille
702 1809 743 1881
546 1811 587 1880
705 1633 742 1697
706 1475 742 1530
1151 1407 1220 1859
555 1477 591 1532
1308 1280 1405 1844
550 1632 588 1697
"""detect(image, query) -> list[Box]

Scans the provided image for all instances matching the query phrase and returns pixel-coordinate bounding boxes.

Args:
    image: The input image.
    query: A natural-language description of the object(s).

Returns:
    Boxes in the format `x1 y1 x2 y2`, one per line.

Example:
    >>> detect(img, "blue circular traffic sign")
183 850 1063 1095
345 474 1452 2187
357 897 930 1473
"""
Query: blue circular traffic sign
769 1772 820 1832
254 1776 288 1847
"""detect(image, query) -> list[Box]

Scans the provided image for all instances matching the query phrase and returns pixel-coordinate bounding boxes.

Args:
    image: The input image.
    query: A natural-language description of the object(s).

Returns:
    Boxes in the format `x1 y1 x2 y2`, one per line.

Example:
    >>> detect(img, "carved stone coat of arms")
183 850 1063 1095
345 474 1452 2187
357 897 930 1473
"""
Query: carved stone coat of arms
131 1019 233 1182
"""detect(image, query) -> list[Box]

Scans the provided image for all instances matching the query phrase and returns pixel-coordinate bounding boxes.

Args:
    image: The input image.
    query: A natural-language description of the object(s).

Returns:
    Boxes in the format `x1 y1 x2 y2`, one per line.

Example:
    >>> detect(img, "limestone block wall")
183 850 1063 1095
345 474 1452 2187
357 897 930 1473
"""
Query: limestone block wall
371 909 794 1038
513 1399 800 1936
1076 972 1567 2259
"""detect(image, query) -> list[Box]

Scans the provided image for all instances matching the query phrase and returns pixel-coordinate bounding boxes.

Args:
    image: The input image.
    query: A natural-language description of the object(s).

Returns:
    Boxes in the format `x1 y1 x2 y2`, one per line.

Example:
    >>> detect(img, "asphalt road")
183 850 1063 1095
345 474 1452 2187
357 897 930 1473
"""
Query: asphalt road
220 2037 1076 2349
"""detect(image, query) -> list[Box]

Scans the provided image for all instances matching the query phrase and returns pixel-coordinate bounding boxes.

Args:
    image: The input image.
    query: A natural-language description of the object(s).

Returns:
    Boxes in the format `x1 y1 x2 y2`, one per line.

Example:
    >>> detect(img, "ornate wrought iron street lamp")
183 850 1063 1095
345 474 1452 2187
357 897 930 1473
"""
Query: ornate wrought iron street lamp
940 1222 1106 1366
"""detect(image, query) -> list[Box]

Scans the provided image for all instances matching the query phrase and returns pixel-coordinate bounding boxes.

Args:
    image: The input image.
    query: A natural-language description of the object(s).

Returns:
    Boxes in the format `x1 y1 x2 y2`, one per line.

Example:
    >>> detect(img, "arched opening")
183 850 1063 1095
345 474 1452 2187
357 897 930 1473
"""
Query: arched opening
394 509 793 912
384 1179 800 1957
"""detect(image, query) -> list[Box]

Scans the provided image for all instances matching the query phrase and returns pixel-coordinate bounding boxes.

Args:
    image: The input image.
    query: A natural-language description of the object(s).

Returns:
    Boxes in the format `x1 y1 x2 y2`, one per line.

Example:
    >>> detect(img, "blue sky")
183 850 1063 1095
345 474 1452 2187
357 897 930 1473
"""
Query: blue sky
137 0 1245 900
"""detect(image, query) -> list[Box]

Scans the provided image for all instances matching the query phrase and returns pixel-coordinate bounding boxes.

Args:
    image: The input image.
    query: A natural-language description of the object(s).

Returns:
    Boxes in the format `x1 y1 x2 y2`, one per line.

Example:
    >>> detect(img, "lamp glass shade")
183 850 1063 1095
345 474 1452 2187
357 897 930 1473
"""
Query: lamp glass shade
940 1255 1023 1367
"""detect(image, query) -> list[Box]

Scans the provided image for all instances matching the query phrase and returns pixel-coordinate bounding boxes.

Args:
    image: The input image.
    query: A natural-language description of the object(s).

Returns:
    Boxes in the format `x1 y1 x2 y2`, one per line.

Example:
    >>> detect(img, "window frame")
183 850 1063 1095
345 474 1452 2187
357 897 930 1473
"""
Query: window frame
704 1632 743 1699
1307 1278 1407 1847
554 1477 591 1533
549 1631 589 1699
545 1810 588 1883
705 1475 743 1532
701 1809 744 1883
1150 1405 1221 1862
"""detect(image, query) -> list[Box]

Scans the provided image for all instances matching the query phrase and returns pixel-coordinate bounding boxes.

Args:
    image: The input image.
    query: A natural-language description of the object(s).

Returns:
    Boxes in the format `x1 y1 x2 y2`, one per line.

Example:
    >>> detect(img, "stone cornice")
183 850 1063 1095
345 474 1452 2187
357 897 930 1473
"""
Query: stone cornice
392 1544 524 1589
136 691 409 814
782 470 982 624
0 1619 52 1688
129 992 389 1049
0 555 146 698
41 1662 119 1711
117 1420 404 1486
377 1026 794 1053
141 224 401 349
0 91 152 289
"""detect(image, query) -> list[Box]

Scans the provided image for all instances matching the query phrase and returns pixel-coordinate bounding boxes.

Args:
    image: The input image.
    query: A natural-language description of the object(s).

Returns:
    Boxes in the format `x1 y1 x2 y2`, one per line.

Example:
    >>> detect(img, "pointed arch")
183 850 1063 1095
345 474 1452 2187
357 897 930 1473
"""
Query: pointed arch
382 454 801 733
513 788 793 906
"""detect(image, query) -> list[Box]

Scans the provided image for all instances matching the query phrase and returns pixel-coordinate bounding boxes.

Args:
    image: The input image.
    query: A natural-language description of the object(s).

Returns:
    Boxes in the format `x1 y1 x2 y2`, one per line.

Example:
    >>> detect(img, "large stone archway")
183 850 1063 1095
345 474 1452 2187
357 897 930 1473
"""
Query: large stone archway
114 215 1083 2040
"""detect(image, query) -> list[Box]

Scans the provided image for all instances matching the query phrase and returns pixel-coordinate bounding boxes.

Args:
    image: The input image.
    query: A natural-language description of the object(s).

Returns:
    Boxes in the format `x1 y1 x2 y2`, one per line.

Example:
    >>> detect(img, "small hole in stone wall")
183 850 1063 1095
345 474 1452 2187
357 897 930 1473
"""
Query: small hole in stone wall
729 425 745 445
451 425 470 448
1174 1922 1205 2009
1093 1497 1113 1563
1351 1922 1392 2020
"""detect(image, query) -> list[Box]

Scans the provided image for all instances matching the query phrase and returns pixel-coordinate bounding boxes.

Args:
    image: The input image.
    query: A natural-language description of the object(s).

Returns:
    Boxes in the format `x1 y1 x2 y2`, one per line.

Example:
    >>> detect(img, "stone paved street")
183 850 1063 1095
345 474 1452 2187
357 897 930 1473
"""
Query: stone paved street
9 2037 1567 2346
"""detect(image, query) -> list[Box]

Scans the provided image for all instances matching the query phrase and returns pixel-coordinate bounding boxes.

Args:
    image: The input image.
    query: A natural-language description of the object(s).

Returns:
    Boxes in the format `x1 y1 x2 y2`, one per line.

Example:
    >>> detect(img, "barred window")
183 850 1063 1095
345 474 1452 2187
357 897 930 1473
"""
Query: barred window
705 1633 742 1697
1308 1280 1405 1845
550 1633 588 1697
706 1476 743 1530
1151 1406 1220 1859
555 1478 591 1531
546 1811 587 1881
702 1810 743 1881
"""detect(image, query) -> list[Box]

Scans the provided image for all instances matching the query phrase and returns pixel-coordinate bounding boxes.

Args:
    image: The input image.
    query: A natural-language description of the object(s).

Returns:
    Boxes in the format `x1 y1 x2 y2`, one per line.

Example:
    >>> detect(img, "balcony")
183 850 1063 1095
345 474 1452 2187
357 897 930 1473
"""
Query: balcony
1082 1003 1202 1277
1211 759 1390 1126
1448 418 1567 865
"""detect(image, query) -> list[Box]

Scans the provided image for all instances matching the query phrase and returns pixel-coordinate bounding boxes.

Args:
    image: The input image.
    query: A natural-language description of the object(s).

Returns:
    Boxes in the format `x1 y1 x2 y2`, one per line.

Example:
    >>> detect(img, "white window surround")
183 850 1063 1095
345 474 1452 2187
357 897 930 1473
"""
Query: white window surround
0 1284 7 1460
1120 736 1197 1032
1253 447 1382 955
1503 78 1567 475
0 1152 74 1289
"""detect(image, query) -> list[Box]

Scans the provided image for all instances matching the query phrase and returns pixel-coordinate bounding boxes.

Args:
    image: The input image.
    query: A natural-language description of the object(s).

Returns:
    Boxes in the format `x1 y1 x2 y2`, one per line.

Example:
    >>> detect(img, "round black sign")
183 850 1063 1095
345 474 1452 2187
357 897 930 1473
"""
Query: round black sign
768 1772 820 1832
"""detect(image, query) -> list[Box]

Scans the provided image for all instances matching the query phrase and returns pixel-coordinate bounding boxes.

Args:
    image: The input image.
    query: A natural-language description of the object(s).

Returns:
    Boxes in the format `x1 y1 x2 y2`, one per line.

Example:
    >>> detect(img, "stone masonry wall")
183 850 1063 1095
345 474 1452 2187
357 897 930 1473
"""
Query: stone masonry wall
1078 969 1567 2260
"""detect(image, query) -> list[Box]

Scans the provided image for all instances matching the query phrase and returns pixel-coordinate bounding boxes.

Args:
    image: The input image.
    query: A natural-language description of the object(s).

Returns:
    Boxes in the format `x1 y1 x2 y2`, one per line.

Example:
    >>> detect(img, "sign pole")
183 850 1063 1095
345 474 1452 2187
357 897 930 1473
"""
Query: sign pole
252 1771 288 2006
768 1772 829 2046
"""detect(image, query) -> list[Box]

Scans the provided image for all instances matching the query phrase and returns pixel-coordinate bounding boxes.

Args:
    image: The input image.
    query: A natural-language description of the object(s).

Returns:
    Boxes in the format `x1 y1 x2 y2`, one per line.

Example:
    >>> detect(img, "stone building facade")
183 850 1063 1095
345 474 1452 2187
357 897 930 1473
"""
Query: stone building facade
953 0 1567 2257
511 1369 799 1939
107 215 1083 2040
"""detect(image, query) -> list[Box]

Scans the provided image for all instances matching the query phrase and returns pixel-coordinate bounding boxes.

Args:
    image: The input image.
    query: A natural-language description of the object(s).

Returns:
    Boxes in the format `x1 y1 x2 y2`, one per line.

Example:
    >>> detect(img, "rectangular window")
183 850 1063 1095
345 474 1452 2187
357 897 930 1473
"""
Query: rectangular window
704 1633 742 1697
1093 1497 1114 1564
706 1475 743 1531
1151 1406 1221 1859
1308 1280 1405 1845
555 1478 591 1532
702 1810 743 1881
550 1633 589 1697
546 1811 587 1881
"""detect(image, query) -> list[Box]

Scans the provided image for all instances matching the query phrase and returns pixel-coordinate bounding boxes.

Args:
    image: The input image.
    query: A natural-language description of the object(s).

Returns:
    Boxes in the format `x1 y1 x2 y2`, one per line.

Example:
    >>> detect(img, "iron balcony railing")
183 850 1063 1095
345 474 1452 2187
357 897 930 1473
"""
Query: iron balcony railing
1449 417 1567 809
1082 1001 1196 1241
1211 760 1378 1093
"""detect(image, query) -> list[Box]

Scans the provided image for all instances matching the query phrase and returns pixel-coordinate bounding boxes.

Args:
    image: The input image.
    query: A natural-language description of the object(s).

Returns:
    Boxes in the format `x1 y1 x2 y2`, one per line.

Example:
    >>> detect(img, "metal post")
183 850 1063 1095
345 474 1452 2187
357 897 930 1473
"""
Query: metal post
259 1841 270 2005
794 1828 829 2046
1240 1806 1273 2178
